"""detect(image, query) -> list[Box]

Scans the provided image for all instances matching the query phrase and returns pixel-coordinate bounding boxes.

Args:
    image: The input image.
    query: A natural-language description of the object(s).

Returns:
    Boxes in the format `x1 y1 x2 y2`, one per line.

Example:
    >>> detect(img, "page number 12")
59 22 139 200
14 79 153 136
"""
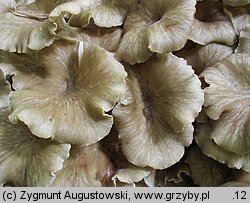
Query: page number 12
234 191 247 200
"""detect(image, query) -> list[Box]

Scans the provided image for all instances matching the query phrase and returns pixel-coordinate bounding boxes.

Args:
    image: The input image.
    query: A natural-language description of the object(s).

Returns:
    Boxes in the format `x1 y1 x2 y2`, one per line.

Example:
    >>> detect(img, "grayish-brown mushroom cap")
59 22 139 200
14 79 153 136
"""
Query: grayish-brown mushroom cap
8 40 127 145
113 53 204 169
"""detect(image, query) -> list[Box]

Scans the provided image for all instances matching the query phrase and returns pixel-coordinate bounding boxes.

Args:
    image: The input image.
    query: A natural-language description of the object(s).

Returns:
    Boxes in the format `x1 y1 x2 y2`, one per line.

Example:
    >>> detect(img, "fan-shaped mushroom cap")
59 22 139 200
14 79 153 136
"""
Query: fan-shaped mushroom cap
189 1 236 45
0 109 70 186
51 144 114 186
186 146 232 186
113 53 204 169
56 17 123 52
201 53 250 155
8 40 127 145
0 0 59 53
175 43 233 75
15 0 67 18
112 166 151 186
50 0 134 28
196 123 250 172
116 0 196 64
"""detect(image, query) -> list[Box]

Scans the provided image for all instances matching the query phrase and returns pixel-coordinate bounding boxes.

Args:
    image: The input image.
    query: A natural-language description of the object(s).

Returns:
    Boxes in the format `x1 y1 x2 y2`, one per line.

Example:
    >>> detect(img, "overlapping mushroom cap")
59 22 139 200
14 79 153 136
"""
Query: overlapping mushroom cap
116 0 196 64
196 123 250 172
15 0 68 17
112 164 151 186
113 53 204 169
8 40 127 145
0 109 70 186
0 0 60 53
175 42 234 75
0 23 123 91
56 17 123 52
51 144 114 186
50 0 134 28
189 1 236 45
0 0 131 53
196 53 250 171
1 0 249 187
201 53 250 155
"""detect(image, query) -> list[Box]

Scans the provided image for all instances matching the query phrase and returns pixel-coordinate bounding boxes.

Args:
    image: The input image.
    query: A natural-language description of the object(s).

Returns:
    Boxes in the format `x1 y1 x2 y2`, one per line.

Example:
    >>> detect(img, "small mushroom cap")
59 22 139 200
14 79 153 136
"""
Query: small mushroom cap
51 144 114 187
0 109 70 186
189 1 236 45
0 69 11 109
116 29 153 65
0 0 57 53
195 123 250 172
113 53 204 169
201 53 250 155
15 0 67 17
116 0 196 64
9 40 127 145
186 146 232 186
175 43 233 76
50 0 134 28
56 17 123 52
112 166 151 186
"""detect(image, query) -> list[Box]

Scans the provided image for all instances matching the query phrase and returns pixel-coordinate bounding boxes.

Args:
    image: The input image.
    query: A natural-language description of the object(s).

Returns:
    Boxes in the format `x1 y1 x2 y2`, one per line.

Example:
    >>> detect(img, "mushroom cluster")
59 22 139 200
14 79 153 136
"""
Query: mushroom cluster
0 0 249 187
